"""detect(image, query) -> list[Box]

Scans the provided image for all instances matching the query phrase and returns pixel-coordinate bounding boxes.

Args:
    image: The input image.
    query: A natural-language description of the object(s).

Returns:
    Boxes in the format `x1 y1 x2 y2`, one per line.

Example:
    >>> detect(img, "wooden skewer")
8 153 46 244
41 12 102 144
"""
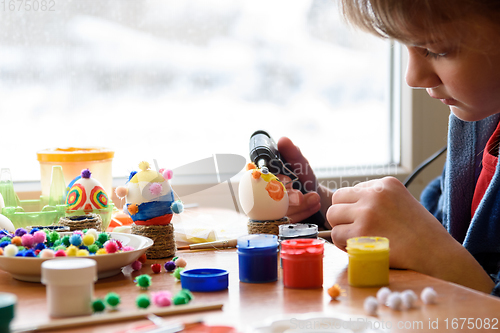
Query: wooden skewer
177 230 332 251
12 302 223 332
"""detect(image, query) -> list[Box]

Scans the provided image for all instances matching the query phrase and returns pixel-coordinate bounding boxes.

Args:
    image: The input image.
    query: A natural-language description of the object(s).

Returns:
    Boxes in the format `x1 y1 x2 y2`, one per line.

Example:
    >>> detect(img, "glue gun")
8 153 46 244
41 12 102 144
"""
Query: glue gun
249 130 326 229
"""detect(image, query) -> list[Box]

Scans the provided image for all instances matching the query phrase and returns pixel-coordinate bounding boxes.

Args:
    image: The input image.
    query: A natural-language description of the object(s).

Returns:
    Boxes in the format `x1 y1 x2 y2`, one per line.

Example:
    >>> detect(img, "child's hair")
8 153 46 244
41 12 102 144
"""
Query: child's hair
340 0 500 45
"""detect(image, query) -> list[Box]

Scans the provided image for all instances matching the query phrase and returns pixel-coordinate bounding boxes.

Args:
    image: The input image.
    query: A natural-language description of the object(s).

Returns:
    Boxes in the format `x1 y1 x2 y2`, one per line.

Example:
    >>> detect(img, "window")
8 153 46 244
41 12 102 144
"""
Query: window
1 0 391 190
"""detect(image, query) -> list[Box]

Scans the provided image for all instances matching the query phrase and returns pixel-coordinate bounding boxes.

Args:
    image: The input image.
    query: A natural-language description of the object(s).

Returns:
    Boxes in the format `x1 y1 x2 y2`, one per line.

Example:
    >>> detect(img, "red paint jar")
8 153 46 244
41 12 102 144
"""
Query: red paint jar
281 238 324 288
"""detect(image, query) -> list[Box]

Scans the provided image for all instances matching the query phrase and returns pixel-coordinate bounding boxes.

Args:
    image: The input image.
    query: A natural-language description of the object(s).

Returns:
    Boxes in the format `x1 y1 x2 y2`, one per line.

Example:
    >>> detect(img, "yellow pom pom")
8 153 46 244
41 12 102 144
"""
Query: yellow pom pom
66 245 78 257
138 161 150 171
83 234 95 246
77 249 90 256
96 248 108 255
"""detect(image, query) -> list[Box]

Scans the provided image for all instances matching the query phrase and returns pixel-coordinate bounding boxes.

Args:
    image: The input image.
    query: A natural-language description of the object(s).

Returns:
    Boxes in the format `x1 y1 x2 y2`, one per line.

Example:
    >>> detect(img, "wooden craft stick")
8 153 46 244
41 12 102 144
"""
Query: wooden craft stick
178 230 332 251
12 302 223 332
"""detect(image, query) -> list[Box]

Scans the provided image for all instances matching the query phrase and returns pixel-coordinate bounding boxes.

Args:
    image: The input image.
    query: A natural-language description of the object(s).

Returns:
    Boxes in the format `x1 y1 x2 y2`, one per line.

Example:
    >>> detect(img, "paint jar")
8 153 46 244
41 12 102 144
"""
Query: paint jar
278 223 318 241
281 238 324 288
0 293 16 333
41 258 97 317
37 147 114 198
347 237 389 287
237 234 279 283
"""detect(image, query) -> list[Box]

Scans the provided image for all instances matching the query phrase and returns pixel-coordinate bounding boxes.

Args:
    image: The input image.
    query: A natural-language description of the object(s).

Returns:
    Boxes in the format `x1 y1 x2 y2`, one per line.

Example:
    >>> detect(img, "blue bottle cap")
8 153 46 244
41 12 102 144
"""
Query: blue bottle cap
180 268 229 292
237 234 278 250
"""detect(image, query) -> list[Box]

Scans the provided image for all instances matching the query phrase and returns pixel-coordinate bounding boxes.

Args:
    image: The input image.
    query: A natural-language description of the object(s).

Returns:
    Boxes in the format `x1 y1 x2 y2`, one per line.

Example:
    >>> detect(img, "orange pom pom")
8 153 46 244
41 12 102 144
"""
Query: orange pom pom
11 236 22 246
138 253 147 264
128 203 139 215
252 170 261 179
327 284 342 299
246 162 257 171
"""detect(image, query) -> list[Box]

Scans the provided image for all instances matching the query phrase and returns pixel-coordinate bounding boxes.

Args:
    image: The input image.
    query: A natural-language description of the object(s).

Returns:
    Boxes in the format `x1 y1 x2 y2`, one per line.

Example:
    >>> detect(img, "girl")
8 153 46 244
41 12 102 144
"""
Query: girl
280 0 500 295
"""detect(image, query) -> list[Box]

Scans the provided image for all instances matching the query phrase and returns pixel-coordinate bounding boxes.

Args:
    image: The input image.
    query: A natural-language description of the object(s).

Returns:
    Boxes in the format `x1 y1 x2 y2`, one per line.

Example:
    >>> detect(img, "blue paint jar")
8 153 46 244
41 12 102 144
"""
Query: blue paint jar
237 234 279 283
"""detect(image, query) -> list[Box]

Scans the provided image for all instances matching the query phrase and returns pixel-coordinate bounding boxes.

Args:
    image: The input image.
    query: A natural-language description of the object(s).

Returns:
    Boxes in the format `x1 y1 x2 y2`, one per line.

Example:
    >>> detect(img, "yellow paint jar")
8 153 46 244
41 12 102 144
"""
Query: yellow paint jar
347 237 389 287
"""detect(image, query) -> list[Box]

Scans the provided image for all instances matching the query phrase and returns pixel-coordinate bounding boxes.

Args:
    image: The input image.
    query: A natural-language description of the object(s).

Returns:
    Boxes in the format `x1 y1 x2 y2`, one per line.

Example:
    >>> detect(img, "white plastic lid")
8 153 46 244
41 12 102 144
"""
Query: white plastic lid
41 258 97 286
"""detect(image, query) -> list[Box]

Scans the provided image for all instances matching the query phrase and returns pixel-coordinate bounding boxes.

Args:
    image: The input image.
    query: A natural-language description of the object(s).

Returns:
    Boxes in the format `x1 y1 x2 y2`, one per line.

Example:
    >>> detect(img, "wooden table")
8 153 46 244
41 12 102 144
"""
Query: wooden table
3 208 500 332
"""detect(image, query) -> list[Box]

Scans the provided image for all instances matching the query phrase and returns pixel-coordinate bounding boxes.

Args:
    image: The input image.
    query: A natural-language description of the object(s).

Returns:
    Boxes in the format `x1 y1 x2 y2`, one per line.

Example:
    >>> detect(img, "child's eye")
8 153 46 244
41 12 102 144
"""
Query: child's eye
423 49 447 59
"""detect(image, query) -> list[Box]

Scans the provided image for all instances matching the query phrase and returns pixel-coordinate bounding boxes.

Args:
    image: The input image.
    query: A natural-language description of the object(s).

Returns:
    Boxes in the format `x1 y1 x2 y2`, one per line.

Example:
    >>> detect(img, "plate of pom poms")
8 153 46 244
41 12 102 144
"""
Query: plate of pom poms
0 228 153 282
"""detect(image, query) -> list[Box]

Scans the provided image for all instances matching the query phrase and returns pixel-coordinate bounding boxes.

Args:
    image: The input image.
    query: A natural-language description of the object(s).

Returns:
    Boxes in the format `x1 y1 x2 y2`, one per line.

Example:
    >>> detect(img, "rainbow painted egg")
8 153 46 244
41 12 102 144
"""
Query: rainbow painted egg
66 169 109 211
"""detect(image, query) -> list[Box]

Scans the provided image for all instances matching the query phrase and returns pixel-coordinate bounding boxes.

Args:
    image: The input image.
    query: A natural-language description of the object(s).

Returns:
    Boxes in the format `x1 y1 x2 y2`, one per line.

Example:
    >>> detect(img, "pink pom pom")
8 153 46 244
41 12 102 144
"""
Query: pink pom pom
33 231 46 244
115 186 128 199
149 183 163 196
162 169 173 180
40 249 55 258
21 234 35 248
55 249 67 257
152 291 172 307
73 230 84 237
105 240 119 254
131 260 142 271
122 246 135 252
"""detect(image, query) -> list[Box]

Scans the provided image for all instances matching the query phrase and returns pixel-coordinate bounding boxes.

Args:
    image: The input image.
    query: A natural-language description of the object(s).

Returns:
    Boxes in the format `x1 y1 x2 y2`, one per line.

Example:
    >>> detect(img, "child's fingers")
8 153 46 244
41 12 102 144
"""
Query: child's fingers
287 192 321 223
331 187 361 204
276 174 293 190
326 203 355 228
330 222 358 251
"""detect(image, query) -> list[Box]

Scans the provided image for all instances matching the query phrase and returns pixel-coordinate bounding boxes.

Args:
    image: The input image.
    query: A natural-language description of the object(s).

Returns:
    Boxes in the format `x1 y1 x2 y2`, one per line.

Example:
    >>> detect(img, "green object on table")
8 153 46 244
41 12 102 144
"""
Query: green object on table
0 293 16 333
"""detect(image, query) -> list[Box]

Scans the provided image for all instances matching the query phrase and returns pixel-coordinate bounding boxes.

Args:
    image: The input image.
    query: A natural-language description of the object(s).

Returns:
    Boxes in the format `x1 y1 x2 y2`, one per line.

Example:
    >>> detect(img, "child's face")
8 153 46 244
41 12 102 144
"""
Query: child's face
404 21 500 122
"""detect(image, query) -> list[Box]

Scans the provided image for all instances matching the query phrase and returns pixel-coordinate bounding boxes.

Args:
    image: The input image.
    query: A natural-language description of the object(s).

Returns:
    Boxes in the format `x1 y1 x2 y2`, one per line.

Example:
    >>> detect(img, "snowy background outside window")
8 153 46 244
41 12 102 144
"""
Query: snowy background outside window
0 0 390 183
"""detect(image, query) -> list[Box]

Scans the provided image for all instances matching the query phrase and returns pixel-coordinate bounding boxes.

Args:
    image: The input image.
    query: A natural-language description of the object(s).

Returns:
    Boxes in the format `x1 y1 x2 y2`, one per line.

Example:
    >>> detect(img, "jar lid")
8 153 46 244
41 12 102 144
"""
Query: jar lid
279 223 318 239
237 234 278 250
37 148 114 163
281 238 325 255
0 293 16 324
346 237 389 254
180 268 229 292
41 258 97 286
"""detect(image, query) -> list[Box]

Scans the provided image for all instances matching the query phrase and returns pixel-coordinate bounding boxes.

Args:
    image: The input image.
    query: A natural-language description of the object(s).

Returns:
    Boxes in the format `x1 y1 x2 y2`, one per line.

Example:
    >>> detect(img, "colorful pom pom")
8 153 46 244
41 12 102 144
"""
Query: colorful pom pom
54 249 67 257
85 228 99 239
69 234 82 246
131 260 142 271
376 287 391 304
88 244 99 253
122 246 134 252
151 263 162 273
171 201 184 214
174 257 187 268
138 161 150 171
48 231 60 243
421 287 437 304
135 274 152 289
364 296 378 316
138 253 147 264
386 292 403 310
82 234 95 246
98 233 109 244
39 249 55 258
149 182 163 196
136 294 150 309
105 292 121 308
21 234 34 248
66 245 79 256
152 291 172 307
164 261 176 271
327 284 342 299
77 249 90 256
3 244 18 257
81 169 92 179
33 231 47 244
128 204 139 215
24 249 36 257
172 289 193 305
104 240 118 254
172 267 184 280
15 228 27 237
11 236 22 246
92 299 106 312
401 289 418 309
162 169 173 180
96 248 108 255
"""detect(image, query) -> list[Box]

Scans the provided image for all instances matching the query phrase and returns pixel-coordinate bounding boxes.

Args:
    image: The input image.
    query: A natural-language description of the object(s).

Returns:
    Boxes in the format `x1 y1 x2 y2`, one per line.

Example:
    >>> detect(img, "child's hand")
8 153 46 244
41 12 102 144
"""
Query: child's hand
277 137 331 224
327 177 458 269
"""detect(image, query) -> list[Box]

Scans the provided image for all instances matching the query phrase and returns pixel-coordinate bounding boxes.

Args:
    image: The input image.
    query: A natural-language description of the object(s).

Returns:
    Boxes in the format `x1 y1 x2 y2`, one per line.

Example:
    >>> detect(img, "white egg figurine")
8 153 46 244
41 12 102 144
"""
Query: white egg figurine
0 213 15 232
66 169 109 211
115 161 182 225
239 163 289 221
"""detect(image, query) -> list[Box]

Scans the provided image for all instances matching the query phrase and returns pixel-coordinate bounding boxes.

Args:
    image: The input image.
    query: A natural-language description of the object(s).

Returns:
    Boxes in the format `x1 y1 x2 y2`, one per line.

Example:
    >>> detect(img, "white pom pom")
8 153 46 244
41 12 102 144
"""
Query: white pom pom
3 244 19 257
401 289 418 309
363 296 378 316
376 287 391 304
421 287 437 304
386 292 403 310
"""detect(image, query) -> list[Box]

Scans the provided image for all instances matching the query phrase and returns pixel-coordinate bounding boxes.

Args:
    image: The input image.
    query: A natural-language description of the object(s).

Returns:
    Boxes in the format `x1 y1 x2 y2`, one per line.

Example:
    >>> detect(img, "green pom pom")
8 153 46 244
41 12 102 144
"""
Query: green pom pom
98 233 109 244
92 299 106 312
177 289 194 301
54 245 66 251
53 239 62 247
105 292 121 308
88 244 99 253
0 237 11 243
61 235 71 247
136 294 150 309
135 274 152 289
172 267 185 280
172 289 194 305
94 240 103 248
172 295 189 305
48 231 60 243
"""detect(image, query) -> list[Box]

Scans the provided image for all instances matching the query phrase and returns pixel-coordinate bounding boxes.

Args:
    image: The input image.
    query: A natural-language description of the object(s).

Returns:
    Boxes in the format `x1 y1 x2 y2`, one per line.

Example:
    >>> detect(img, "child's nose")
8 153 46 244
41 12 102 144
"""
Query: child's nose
405 48 442 89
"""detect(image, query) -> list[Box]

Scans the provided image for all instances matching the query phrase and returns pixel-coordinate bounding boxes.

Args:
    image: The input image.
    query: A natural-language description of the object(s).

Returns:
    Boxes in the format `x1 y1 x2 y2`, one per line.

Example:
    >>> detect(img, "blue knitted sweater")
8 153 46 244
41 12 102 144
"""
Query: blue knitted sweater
421 113 500 297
